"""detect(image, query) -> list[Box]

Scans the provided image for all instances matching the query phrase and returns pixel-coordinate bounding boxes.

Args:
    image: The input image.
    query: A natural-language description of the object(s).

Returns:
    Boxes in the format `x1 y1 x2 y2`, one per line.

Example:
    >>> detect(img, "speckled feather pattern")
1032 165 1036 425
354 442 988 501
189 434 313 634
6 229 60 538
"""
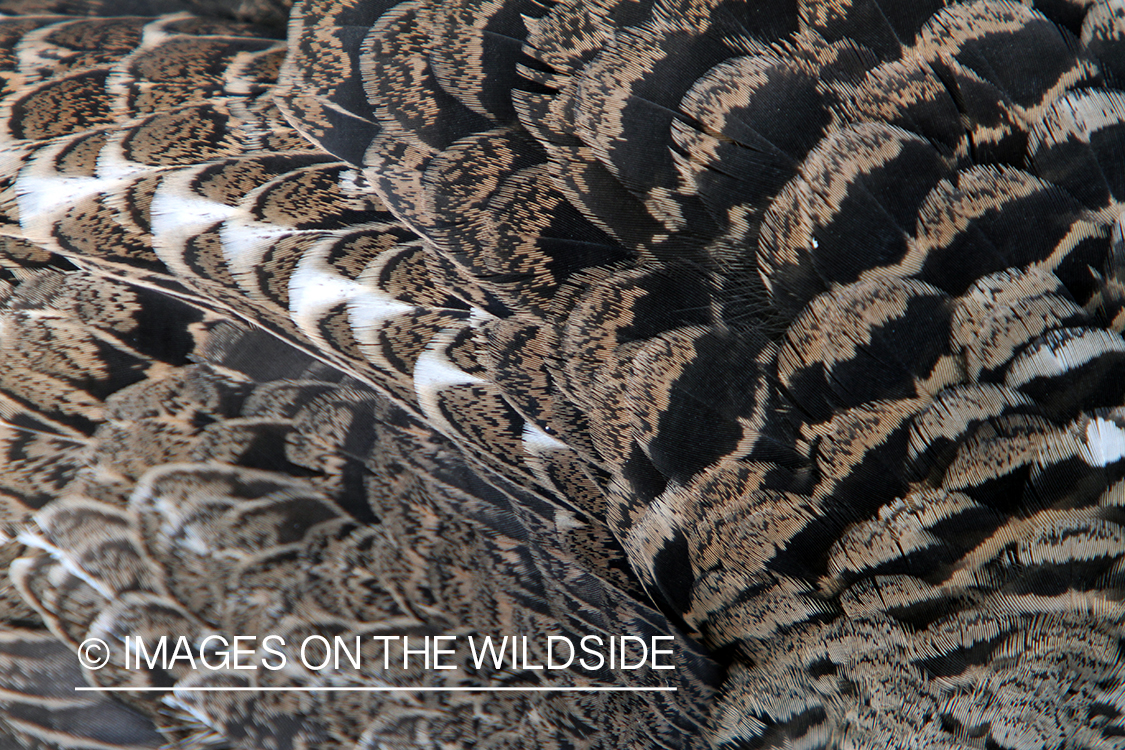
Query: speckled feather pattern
2 0 1125 748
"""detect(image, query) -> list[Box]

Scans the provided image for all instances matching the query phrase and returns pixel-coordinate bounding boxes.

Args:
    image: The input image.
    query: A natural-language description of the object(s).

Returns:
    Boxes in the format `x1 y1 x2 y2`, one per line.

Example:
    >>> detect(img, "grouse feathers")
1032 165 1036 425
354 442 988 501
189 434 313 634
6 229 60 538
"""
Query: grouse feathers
1 0 1125 748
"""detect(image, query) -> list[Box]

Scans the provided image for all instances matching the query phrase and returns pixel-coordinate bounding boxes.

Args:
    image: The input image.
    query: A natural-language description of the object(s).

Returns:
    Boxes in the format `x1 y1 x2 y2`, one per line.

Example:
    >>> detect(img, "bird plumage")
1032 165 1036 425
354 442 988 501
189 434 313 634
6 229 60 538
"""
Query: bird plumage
2 0 1125 748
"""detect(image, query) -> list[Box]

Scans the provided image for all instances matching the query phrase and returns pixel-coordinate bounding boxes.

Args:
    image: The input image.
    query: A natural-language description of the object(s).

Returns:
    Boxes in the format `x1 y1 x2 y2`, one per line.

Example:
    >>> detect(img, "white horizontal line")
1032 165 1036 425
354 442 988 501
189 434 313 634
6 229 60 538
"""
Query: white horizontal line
75 686 677 693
